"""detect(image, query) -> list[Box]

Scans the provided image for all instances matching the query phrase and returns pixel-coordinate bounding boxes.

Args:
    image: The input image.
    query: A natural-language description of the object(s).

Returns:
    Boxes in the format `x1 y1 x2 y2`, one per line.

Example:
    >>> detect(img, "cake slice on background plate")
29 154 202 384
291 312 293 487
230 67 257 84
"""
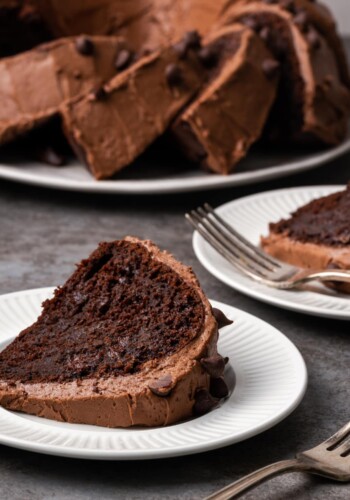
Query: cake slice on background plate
261 185 350 294
0 238 232 427
172 24 279 175
32 0 229 53
218 0 350 145
0 35 129 145
61 32 207 179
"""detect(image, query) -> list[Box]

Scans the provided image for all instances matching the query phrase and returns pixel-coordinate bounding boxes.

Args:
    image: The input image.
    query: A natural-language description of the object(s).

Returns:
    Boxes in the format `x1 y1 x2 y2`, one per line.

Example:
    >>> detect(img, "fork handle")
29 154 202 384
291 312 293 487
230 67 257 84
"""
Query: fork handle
205 458 302 499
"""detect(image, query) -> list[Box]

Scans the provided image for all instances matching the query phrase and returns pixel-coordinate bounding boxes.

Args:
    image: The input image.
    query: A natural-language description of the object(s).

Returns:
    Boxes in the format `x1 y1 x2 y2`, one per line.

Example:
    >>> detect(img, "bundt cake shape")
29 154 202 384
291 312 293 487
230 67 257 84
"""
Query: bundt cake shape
0 35 130 145
261 185 350 294
61 32 208 179
0 238 231 427
219 0 350 145
172 24 280 175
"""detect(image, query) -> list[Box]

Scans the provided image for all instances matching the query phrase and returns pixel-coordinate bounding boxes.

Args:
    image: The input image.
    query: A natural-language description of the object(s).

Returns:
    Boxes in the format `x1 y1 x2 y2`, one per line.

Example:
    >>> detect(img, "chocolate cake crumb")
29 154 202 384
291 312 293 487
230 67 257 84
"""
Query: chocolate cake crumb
165 63 183 86
0 240 205 384
270 185 350 246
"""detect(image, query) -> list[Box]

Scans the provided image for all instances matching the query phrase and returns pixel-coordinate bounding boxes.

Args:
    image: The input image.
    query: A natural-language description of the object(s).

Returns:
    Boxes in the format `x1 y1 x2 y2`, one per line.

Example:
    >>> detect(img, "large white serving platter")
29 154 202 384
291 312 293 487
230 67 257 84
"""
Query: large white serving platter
0 288 307 460
193 185 350 320
0 135 349 194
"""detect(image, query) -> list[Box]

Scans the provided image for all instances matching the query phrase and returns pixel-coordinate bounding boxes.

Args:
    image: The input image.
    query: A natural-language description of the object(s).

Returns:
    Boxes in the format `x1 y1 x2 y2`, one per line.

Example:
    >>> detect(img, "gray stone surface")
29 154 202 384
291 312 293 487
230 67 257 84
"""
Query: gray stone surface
0 47 350 500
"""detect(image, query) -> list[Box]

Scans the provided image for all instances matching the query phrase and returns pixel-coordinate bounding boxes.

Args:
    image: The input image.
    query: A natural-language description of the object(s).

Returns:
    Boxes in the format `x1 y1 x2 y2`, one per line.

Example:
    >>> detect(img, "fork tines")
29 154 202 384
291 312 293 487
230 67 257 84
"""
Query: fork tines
185 203 282 280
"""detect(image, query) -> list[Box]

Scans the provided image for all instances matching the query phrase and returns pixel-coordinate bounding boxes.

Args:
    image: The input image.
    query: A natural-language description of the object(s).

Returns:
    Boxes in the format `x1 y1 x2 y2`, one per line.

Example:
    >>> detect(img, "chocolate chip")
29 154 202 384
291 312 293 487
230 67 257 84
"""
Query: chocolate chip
262 58 280 78
149 375 173 397
259 26 271 42
90 86 108 101
306 29 321 50
183 30 201 51
37 146 66 166
294 10 309 32
280 0 296 13
193 389 218 416
263 0 278 3
200 355 225 378
210 377 229 398
115 49 133 71
241 17 260 32
198 46 219 68
75 36 94 56
165 63 183 86
212 308 233 329
327 261 340 270
224 357 229 365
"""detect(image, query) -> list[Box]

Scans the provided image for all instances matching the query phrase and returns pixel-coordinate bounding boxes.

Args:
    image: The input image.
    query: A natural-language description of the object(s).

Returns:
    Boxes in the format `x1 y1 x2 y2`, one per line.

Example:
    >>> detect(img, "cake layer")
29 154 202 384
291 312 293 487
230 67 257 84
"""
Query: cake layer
267 185 350 247
61 34 207 179
33 0 229 52
219 0 350 145
261 186 350 294
0 238 224 427
172 24 279 174
0 36 128 145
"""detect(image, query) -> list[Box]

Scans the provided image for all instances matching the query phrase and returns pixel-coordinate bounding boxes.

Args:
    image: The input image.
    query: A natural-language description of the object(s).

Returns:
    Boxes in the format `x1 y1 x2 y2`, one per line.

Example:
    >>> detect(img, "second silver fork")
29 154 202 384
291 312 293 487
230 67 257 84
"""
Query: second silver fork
186 203 350 290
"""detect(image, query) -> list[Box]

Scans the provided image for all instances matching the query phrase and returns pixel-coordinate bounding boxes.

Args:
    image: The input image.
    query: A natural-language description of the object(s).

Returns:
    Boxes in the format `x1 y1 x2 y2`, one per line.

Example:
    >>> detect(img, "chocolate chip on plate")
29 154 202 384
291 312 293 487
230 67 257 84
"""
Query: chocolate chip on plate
75 36 94 56
210 377 229 399
115 49 133 71
165 63 183 86
149 374 173 397
193 389 218 416
212 308 233 329
262 58 280 78
200 355 226 378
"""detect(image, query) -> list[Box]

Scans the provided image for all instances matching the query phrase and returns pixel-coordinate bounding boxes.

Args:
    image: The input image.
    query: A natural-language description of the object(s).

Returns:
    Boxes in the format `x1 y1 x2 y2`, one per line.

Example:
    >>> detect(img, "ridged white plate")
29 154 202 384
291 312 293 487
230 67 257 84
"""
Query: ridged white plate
0 288 307 460
193 185 350 320
0 135 349 193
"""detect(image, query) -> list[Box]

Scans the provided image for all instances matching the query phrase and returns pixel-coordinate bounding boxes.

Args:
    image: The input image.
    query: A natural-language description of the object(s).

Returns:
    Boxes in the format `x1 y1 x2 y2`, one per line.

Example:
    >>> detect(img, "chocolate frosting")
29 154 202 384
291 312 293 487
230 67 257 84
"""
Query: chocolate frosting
172 25 279 174
0 238 220 427
269 185 350 247
33 0 229 52
61 37 207 179
0 35 128 145
219 0 350 145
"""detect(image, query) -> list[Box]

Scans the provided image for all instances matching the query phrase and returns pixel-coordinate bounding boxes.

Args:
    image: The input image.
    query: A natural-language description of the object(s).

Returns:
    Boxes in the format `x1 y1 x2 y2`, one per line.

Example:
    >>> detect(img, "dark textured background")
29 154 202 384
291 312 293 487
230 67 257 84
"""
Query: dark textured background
0 45 349 500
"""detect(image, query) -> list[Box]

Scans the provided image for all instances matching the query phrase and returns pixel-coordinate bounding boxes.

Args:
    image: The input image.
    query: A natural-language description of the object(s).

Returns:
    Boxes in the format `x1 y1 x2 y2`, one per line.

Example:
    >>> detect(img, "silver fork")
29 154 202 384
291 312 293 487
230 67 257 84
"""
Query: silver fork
205 421 350 500
185 203 350 290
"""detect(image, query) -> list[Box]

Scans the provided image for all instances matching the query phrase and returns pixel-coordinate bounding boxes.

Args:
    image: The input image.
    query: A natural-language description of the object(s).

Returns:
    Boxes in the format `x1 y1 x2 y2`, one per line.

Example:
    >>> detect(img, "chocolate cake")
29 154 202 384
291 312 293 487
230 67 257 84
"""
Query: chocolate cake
219 0 350 145
0 35 129 146
33 0 229 52
61 34 207 179
0 238 230 427
261 186 350 293
0 0 51 58
172 24 279 175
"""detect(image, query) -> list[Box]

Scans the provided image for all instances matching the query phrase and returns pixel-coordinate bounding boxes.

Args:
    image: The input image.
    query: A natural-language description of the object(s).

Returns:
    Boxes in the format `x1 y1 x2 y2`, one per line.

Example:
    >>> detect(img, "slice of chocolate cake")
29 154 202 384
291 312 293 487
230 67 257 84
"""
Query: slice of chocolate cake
172 24 279 175
33 0 229 53
0 238 230 427
0 36 129 146
261 186 350 293
219 0 350 145
61 34 207 179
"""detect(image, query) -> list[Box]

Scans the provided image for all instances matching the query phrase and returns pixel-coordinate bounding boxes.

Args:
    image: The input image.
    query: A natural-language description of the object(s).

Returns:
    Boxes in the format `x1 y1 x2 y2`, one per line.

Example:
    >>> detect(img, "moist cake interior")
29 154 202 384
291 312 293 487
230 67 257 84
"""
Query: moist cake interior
0 240 205 384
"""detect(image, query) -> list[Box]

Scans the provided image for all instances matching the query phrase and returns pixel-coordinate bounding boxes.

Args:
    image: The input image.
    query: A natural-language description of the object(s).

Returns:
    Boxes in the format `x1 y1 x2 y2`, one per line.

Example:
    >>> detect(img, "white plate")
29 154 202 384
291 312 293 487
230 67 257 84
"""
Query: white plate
0 287 307 460
193 185 350 320
0 135 349 194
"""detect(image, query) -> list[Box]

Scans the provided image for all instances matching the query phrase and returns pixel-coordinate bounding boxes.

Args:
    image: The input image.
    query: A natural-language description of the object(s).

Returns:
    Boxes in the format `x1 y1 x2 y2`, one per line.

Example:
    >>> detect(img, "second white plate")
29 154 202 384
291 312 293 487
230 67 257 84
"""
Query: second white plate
193 185 350 320
0 288 307 460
